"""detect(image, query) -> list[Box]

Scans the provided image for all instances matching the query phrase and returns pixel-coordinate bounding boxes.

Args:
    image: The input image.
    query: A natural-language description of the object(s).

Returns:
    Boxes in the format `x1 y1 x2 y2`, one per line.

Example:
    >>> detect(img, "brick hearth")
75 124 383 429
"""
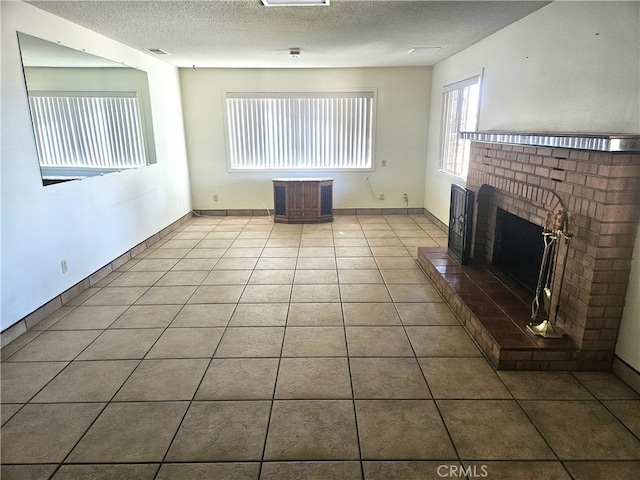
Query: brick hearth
421 135 640 370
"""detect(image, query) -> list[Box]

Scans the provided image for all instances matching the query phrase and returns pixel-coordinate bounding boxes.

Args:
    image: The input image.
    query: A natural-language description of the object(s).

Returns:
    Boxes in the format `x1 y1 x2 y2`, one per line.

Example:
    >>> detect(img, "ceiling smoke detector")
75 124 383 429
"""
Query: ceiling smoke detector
290 48 301 58
146 48 169 55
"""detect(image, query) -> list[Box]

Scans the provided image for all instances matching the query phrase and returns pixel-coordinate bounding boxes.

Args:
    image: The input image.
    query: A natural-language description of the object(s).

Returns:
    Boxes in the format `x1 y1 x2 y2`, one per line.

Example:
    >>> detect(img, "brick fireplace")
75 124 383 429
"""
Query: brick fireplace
418 133 640 370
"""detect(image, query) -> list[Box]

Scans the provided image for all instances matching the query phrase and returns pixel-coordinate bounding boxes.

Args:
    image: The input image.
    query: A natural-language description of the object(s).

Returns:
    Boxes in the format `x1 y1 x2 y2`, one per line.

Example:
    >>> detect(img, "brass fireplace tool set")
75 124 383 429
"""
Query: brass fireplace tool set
527 208 575 338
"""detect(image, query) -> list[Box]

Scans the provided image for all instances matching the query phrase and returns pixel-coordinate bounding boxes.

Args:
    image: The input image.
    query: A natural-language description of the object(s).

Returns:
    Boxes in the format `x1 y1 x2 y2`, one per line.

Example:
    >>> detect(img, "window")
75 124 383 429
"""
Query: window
440 76 481 178
28 91 147 178
226 92 374 170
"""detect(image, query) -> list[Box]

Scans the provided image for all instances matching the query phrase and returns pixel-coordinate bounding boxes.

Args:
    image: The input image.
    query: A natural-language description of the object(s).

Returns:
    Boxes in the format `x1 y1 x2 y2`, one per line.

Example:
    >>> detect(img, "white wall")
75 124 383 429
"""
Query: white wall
1 1 192 331
422 1 640 371
180 67 431 211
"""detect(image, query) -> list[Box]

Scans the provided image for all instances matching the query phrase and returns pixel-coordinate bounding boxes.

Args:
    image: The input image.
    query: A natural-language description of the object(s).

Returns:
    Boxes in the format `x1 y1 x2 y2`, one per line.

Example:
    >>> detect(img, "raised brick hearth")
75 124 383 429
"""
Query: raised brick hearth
420 135 640 370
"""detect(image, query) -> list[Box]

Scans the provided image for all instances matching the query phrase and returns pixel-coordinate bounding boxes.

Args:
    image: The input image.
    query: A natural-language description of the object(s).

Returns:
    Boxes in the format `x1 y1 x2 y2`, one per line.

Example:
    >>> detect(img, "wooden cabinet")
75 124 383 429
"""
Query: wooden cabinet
272 178 333 224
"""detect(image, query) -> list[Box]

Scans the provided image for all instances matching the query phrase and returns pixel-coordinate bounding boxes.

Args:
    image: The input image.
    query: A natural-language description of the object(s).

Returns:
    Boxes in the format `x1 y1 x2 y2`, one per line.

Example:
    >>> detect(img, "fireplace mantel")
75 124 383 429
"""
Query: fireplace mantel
460 131 640 153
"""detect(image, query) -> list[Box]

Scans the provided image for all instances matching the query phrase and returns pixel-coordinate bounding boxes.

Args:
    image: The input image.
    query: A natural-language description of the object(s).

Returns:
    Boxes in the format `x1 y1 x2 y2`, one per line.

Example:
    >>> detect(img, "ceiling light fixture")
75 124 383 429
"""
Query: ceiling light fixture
407 47 441 55
262 0 329 6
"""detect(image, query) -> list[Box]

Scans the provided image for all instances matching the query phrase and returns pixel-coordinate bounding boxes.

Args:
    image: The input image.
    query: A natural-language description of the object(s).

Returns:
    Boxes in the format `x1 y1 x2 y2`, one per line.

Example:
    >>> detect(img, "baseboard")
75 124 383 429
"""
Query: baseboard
196 207 428 217
612 355 640 395
0 212 193 349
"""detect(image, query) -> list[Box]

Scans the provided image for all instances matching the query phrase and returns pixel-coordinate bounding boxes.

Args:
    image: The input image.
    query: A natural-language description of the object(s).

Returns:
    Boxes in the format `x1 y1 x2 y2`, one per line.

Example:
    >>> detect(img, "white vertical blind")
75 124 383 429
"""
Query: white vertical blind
226 92 374 170
440 77 480 178
28 92 147 170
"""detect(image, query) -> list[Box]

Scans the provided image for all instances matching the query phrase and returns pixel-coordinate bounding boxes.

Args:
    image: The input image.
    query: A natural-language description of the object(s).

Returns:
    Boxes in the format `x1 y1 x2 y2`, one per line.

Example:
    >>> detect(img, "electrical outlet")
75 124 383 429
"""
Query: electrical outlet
380 193 385 200
61 259 68 273
213 195 219 202
403 193 409 202
382 160 387 167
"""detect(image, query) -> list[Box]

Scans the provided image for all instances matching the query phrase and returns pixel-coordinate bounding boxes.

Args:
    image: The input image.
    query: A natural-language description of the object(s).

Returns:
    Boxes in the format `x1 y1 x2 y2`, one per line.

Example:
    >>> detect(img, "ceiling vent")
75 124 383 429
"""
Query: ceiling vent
407 47 441 55
146 48 169 55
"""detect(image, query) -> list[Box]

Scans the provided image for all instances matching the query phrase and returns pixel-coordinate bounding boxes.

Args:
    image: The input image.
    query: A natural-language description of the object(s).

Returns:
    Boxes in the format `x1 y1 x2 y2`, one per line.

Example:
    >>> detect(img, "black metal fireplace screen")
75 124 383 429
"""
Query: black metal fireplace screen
448 184 474 264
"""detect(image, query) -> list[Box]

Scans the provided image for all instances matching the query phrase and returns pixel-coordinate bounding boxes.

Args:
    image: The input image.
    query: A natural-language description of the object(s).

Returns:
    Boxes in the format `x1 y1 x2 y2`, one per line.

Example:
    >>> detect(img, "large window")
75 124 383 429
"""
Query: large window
440 76 481 178
29 91 147 179
226 92 374 170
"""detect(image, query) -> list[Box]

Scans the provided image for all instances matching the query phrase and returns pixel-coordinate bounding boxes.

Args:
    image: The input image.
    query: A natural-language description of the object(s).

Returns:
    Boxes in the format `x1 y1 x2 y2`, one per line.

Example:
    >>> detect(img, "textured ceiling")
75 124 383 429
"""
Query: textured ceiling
25 0 551 68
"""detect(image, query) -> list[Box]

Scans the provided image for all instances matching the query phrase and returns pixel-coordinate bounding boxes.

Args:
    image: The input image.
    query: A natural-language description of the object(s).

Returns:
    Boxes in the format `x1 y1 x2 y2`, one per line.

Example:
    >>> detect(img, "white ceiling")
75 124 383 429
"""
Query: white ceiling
25 0 551 68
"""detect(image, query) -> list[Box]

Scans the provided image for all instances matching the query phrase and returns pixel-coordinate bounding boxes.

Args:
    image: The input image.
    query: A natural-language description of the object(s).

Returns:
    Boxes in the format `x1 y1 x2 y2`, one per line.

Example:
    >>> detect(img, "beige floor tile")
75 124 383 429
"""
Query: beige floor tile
1 403 104 463
48 306 129 330
462 461 571 480
419 357 512 399
336 257 378 269
223 247 264 258
291 284 341 302
160 239 201 249
80 287 149 306
264 400 359 460
114 358 209 401
438 400 557 460
370 247 411 257
52 464 159 480
135 286 198 305
334 238 369 247
287 303 344 326
572 371 640 399
202 269 252 285
346 327 413 357
521 400 640 460
301 238 335 247
363 461 463 480
188 285 245 303
171 258 219 270
365 237 404 246
156 270 208 286
604 400 640 438
294 269 339 284
146 247 191 259
335 246 372 257
282 327 347 356
213 258 258 270
405 326 482 357
261 247 299 258
7 330 102 362
1 404 23 426
564 461 640 480
351 358 431 399
374 257 419 269
261 462 361 480
156 463 260 480
184 248 226 259
340 285 391 303
395 303 458 325
232 238 268 248
32 360 138 402
380 269 429 284
338 269 384 284
170 304 234 327
498 371 595 400
255 257 298 270
386 283 440 302
215 327 285 357
107 271 165 287
127 258 179 272
248 269 295 284
240 284 292 303
229 303 289 326
166 401 271 461
109 305 182 328
298 247 335 258
1 362 68 403
77 329 163 360
67 402 188 463
195 358 279 400
0 464 57 480
342 303 400 325
145 327 224 358
356 400 456 460
275 357 352 399
296 257 337 270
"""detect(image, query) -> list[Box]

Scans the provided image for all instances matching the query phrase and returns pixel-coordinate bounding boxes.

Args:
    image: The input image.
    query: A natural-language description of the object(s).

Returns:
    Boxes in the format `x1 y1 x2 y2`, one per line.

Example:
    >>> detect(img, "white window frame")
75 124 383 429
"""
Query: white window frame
439 73 482 179
28 91 148 179
225 91 375 172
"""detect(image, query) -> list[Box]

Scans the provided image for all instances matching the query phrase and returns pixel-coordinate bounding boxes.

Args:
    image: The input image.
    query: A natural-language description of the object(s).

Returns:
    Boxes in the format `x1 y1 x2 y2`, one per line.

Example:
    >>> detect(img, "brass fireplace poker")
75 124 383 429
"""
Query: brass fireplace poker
527 208 574 338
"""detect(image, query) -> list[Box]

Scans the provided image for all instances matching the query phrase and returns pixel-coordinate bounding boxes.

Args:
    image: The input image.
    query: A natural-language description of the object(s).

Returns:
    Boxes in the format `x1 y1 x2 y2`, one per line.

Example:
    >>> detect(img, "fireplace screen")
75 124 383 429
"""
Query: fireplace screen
448 184 474 264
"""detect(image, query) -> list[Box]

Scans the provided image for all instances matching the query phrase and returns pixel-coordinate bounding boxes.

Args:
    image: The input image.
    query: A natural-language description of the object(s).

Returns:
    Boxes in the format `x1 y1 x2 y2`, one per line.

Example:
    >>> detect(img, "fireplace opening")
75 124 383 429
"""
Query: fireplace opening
492 208 547 295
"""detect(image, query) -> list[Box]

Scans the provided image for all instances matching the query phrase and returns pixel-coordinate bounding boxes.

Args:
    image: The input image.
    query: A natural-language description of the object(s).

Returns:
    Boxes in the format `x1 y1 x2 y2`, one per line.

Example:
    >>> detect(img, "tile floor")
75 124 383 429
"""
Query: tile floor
1 214 639 480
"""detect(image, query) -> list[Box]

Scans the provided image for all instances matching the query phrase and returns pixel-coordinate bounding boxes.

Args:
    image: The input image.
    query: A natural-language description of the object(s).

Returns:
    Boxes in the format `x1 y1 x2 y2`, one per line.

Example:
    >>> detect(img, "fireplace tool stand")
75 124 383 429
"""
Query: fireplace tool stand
527 209 574 338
